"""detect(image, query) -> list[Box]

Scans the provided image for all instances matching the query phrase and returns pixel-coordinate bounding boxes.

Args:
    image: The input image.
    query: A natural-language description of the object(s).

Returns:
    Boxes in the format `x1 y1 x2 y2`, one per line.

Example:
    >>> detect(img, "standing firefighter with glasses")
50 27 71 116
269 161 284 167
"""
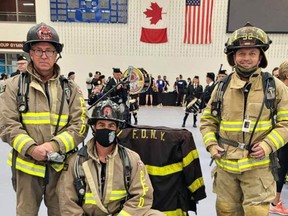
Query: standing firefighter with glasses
200 23 288 215
0 22 88 216
57 99 164 216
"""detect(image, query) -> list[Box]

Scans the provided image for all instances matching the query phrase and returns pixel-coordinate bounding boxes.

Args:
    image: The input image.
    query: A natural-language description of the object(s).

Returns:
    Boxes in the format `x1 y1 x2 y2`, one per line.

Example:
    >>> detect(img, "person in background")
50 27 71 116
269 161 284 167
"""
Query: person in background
199 72 215 110
269 61 288 215
68 71 75 81
0 22 88 216
11 55 28 77
175 74 187 106
173 76 179 92
145 74 154 106
272 67 279 79
103 68 129 123
156 75 165 107
187 77 192 86
0 73 8 92
92 71 104 88
182 76 203 128
87 77 104 106
216 69 228 82
86 72 93 97
129 94 139 125
163 75 169 92
200 23 288 215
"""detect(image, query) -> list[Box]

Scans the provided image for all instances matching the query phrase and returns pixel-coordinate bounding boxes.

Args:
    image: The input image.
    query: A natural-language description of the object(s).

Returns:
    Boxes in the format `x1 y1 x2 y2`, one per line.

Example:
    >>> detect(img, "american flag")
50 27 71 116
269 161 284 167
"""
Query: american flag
184 0 214 44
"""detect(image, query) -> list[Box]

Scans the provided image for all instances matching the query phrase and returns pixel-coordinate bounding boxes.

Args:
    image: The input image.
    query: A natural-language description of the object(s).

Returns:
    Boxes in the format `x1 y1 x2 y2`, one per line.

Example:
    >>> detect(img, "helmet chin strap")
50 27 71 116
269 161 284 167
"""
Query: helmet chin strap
90 125 97 137
234 65 258 78
55 53 62 63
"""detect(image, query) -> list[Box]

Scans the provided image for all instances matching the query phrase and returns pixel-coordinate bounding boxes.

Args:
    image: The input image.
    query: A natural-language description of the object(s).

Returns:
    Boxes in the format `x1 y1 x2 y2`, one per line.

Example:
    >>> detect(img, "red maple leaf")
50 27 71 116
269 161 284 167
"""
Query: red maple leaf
144 2 163 25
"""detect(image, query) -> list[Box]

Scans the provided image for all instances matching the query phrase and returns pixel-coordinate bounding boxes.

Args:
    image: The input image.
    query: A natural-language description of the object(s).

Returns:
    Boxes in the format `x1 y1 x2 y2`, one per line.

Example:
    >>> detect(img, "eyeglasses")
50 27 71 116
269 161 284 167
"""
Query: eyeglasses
31 49 56 57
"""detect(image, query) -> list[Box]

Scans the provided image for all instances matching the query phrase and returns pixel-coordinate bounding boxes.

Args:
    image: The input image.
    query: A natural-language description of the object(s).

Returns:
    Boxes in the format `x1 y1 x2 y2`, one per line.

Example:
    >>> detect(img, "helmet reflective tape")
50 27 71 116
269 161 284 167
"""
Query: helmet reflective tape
240 40 255 46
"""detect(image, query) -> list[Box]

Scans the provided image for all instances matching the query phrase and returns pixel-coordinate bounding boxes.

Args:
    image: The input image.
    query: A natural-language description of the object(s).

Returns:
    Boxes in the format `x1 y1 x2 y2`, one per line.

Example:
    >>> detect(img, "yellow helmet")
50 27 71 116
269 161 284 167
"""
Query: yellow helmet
224 23 272 68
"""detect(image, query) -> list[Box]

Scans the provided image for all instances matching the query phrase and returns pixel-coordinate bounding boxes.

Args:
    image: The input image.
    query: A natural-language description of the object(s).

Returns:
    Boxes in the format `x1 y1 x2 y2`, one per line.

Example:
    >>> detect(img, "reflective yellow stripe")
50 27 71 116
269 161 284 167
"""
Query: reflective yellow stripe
220 121 243 132
201 109 219 122
215 156 270 173
183 149 199 167
7 153 45 177
267 130 285 149
56 131 75 152
118 209 131 216
52 114 68 127
163 208 187 216
145 162 182 176
84 193 96 205
220 120 272 132
203 132 217 144
79 97 87 135
188 177 205 193
21 112 68 126
21 112 50 124
277 110 288 121
110 190 127 201
13 134 34 153
51 163 65 172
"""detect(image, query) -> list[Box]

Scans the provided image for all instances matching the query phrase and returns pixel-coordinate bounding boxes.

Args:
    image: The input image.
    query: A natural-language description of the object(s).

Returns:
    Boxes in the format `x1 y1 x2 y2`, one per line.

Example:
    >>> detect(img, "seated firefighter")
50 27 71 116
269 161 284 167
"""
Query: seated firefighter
57 99 164 216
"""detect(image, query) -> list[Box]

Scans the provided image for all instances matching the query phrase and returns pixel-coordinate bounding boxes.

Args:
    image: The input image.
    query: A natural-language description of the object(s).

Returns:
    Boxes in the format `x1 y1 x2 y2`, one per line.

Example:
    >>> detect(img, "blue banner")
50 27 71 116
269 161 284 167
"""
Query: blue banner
50 0 128 23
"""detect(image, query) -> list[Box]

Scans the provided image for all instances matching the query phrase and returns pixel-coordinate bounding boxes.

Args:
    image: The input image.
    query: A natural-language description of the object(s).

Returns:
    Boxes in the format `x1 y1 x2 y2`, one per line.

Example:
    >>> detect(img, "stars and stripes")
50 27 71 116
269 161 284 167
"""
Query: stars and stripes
184 0 214 44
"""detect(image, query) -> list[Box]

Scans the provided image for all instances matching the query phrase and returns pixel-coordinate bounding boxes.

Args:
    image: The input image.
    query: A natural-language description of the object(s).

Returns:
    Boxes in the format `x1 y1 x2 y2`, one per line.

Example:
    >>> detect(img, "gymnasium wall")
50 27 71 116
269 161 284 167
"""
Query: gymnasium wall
1 0 288 97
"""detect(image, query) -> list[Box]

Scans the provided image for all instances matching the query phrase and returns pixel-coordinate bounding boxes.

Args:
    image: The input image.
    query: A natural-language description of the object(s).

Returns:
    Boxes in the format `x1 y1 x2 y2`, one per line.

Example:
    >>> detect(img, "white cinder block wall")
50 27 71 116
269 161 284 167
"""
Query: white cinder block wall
1 0 288 97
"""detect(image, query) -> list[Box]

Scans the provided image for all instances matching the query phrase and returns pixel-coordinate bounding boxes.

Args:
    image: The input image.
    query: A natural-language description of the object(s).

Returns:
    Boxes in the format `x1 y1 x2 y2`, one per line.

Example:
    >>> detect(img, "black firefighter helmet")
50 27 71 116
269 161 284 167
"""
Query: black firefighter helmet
88 99 124 126
23 22 64 53
224 22 272 68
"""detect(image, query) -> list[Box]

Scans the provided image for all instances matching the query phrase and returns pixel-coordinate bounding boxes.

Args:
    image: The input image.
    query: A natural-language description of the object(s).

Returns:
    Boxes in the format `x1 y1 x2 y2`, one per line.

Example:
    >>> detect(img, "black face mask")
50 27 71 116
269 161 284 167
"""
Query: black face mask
95 129 116 148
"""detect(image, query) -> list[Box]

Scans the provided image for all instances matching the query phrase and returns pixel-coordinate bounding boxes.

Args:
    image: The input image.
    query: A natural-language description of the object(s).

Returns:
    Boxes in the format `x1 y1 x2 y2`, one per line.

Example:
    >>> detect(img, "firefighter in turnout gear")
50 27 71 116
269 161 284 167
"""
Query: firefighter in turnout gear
57 99 164 216
0 23 88 216
200 23 288 215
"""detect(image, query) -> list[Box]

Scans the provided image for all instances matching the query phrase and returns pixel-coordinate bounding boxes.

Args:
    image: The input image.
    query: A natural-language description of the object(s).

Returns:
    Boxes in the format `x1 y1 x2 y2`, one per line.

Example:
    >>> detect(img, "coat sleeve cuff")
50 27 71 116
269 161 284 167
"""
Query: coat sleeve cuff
50 140 60 152
259 141 273 156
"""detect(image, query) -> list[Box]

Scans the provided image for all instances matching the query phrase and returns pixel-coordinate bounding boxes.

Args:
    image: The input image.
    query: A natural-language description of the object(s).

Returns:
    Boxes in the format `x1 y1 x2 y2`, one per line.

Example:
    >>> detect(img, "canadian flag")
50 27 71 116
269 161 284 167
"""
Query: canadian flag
140 0 169 43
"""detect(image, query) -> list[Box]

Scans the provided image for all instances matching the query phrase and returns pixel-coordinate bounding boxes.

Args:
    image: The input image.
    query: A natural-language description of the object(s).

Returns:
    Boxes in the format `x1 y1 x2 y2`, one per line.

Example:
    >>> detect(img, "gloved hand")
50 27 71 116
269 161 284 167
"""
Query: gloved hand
47 152 65 164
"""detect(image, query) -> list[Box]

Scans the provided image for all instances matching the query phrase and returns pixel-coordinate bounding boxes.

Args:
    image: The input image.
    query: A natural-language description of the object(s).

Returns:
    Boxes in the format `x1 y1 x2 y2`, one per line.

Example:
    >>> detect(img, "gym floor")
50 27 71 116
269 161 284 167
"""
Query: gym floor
0 105 287 215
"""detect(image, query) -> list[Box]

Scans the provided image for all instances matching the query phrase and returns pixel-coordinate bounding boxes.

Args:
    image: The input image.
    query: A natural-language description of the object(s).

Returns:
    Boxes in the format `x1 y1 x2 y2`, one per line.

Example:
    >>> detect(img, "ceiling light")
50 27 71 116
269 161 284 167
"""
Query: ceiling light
23 3 34 6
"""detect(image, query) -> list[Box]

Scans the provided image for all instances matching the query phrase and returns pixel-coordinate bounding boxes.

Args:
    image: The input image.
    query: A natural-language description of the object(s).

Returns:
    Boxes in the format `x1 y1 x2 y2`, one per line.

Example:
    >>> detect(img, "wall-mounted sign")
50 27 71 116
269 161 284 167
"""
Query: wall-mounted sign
50 0 128 23
0 41 23 50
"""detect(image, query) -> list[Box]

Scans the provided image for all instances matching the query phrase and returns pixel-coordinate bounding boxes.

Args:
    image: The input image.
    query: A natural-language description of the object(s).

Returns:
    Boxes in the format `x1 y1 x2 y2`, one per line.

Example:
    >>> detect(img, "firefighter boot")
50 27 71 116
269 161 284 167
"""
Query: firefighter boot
182 113 189 127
